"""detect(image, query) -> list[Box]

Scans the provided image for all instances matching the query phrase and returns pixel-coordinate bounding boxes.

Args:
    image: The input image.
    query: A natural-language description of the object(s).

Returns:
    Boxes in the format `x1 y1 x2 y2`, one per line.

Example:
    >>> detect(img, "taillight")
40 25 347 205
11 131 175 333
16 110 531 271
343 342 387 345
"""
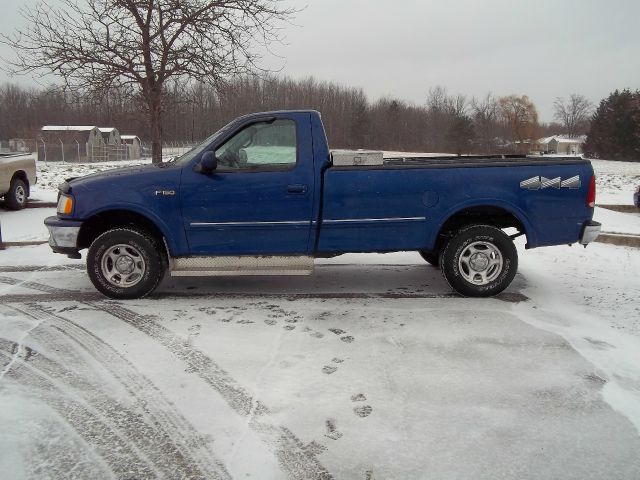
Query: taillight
586 175 596 208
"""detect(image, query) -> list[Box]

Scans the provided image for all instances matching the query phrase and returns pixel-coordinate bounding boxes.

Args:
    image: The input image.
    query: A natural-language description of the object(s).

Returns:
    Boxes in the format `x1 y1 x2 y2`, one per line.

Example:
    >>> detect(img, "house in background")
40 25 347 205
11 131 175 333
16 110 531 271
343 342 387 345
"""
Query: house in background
536 135 586 155
548 135 586 155
39 126 106 162
535 136 556 153
121 135 142 159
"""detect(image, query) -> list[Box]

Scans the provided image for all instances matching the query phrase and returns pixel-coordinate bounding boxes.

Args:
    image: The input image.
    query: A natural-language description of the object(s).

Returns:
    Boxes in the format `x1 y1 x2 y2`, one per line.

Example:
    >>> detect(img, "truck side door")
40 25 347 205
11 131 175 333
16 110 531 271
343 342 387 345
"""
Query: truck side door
180 113 315 255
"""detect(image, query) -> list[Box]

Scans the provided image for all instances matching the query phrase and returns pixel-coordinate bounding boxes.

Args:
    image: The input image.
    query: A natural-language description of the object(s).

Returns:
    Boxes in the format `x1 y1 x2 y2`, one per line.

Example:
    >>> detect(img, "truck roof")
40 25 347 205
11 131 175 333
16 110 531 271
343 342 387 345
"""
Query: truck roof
233 110 321 122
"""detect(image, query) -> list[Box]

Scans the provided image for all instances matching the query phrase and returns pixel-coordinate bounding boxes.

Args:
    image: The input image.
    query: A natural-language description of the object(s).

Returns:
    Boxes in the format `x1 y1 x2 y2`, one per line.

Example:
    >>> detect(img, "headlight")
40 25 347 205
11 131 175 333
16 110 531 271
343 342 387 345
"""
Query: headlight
57 194 74 215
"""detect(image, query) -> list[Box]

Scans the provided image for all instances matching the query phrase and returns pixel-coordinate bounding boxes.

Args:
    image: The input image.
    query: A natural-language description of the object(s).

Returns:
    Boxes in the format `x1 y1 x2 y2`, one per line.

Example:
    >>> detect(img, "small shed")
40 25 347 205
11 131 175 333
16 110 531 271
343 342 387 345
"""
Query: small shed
121 135 142 160
98 127 121 145
39 126 106 162
99 127 125 161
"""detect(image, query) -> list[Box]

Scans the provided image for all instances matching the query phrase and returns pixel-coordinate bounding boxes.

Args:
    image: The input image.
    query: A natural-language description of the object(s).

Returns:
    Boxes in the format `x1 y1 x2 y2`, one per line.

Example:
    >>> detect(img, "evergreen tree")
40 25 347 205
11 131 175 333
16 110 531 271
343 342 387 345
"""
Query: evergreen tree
584 89 640 161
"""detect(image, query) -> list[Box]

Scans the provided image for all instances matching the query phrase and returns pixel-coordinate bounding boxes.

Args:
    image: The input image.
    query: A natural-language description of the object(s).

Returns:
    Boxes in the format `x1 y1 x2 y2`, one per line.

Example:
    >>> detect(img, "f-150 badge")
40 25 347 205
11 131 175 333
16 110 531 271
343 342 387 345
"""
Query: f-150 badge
520 175 581 190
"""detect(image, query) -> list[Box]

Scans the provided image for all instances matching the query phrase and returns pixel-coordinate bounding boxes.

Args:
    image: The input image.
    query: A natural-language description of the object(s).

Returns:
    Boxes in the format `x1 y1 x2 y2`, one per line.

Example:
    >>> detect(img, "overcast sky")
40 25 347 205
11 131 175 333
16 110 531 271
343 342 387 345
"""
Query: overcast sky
1 0 639 122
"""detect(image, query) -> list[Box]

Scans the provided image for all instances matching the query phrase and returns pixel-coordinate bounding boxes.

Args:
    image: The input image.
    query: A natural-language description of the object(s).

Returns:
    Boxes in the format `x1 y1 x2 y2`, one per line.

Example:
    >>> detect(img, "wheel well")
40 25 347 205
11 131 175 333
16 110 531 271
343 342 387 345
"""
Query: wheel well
434 206 526 250
11 170 29 195
77 210 167 252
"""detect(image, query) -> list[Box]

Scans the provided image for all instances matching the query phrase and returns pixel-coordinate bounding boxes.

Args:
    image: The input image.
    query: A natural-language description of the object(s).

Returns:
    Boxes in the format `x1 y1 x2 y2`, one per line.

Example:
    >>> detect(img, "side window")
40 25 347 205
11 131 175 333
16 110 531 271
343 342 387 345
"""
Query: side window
214 119 297 171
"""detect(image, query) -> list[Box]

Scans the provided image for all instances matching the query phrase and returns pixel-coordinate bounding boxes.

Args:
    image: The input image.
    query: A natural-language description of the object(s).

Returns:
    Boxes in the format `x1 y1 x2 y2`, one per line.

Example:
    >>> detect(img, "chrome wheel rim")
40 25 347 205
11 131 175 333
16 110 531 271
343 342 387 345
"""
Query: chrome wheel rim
15 185 26 204
101 244 146 288
458 241 503 285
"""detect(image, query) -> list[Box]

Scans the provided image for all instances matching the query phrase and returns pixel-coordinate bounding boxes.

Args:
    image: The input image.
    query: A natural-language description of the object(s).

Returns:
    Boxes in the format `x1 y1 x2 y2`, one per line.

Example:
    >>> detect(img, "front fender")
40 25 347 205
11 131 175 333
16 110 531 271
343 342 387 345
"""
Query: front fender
80 202 182 254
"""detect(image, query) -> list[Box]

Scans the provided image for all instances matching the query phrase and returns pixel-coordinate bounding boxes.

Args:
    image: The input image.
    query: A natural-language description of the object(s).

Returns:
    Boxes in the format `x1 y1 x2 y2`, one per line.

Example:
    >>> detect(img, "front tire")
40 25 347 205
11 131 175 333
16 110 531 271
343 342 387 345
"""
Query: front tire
419 250 439 267
440 224 517 297
6 178 28 210
87 228 166 299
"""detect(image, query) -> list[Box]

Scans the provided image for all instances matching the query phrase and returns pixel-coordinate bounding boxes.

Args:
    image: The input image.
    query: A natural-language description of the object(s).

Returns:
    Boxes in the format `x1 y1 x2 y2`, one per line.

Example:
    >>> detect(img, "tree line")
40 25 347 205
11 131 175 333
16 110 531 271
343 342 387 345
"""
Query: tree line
0 77 597 155
2 1 634 161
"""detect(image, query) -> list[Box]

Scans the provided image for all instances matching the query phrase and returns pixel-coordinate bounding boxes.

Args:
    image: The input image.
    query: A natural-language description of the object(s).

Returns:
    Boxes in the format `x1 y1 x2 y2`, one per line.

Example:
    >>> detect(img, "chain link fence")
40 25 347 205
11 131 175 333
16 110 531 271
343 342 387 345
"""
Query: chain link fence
37 142 137 163
33 140 200 163
141 141 199 159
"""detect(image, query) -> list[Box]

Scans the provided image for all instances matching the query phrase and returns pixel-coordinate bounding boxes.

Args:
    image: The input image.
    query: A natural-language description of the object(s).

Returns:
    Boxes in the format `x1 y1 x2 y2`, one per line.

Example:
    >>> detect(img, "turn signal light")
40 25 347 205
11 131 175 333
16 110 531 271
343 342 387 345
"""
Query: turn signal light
586 175 596 208
57 195 74 215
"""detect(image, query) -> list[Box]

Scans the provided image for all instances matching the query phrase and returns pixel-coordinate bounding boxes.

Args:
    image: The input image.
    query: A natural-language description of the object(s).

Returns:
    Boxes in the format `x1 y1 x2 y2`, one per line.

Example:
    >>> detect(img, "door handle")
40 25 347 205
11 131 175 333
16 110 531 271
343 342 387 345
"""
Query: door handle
287 184 308 194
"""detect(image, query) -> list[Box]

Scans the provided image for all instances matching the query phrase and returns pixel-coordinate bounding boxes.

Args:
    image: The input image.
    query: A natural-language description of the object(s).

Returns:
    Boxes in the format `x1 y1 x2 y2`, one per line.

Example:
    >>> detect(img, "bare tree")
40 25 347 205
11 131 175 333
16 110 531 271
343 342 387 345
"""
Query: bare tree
553 94 594 137
2 0 294 162
471 93 500 152
425 86 471 151
498 95 540 152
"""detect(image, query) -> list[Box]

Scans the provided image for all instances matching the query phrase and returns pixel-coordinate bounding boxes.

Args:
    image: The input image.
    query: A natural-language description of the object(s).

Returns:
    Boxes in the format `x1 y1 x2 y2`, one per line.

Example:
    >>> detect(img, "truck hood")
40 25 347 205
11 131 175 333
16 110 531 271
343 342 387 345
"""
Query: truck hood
64 161 183 221
67 163 175 191
61 163 182 237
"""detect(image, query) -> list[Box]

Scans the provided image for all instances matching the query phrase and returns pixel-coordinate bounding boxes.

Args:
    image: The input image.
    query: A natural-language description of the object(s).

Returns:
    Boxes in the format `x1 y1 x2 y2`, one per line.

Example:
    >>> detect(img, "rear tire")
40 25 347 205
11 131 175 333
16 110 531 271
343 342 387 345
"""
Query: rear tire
6 178 28 210
440 224 517 297
87 228 166 299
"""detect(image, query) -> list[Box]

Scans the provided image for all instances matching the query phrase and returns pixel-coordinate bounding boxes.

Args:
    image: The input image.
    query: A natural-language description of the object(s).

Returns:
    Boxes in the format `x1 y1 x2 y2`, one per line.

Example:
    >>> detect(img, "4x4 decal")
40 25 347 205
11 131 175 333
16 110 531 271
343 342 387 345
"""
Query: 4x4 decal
520 175 581 190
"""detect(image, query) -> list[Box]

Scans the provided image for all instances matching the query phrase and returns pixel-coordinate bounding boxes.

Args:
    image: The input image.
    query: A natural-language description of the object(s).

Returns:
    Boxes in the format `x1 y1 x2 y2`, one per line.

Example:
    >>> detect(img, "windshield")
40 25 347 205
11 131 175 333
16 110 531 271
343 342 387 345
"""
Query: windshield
172 119 238 166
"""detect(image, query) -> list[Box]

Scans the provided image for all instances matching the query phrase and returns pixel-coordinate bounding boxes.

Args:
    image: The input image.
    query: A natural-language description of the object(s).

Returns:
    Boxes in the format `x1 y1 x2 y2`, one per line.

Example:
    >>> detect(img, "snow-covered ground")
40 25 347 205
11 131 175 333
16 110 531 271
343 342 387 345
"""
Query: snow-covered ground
594 206 640 235
1 156 640 478
591 158 640 205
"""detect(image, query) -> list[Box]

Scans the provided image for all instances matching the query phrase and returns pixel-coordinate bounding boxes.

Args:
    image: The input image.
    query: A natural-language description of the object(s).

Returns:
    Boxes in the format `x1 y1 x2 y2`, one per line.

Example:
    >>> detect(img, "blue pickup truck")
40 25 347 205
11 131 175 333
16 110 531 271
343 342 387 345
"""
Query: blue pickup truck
45 110 600 299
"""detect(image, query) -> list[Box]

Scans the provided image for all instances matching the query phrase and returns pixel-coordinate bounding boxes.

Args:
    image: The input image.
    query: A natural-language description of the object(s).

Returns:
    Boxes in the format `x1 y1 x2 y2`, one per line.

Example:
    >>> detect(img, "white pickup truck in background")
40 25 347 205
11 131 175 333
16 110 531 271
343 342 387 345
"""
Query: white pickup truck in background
0 154 37 209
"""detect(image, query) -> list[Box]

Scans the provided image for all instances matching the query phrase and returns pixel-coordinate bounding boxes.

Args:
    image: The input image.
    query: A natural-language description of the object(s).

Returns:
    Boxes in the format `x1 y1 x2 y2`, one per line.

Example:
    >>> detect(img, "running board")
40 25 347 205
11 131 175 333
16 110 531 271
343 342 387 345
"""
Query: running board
170 255 314 277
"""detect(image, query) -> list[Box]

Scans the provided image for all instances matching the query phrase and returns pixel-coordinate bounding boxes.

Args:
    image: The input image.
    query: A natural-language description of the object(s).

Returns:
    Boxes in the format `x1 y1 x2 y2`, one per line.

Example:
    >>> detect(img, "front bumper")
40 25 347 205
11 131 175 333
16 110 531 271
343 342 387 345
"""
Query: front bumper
44 216 82 255
579 220 601 245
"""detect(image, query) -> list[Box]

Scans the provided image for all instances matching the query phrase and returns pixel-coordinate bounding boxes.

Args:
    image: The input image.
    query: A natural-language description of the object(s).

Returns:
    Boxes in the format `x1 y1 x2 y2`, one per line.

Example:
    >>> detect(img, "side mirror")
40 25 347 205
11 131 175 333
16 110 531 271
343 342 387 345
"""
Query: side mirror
196 151 217 174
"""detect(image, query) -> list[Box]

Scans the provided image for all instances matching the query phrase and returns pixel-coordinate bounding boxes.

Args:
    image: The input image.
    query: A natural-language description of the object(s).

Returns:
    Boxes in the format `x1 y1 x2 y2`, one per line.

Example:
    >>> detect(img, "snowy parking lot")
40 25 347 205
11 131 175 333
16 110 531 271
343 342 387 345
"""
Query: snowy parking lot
1 157 640 479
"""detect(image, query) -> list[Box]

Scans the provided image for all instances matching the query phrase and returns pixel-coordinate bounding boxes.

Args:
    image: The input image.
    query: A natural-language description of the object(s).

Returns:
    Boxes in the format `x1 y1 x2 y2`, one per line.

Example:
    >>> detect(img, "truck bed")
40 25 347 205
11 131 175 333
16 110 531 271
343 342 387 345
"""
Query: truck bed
318 156 594 253
331 154 590 170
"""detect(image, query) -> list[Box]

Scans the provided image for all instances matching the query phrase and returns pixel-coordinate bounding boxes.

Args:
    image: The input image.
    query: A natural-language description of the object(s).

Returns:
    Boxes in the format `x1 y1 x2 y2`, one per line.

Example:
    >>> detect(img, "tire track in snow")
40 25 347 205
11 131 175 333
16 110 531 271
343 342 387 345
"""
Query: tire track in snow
7 303 231 480
0 309 49 382
0 265 84 273
0 274 73 294
0 273 526 477
87 301 334 480
0 341 163 479
0 289 527 304
0 276 334 479
0 274 452 300
0 333 228 480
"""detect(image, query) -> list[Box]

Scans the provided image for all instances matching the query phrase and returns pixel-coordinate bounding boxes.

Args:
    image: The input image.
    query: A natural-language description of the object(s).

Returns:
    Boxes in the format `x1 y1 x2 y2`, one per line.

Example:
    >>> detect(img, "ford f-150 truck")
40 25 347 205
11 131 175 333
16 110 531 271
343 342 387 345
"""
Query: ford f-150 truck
45 110 601 299
1 154 36 209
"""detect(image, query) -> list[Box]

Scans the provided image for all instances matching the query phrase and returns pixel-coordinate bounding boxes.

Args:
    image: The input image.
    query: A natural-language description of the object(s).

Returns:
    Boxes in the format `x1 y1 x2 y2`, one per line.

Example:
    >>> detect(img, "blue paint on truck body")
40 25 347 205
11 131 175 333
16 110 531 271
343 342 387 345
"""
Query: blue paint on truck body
47 110 595 259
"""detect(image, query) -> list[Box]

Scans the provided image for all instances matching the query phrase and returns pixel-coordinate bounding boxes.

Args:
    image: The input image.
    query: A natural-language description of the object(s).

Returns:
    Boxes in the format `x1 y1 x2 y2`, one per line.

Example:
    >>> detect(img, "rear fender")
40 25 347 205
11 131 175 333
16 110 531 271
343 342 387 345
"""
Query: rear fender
432 199 537 249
